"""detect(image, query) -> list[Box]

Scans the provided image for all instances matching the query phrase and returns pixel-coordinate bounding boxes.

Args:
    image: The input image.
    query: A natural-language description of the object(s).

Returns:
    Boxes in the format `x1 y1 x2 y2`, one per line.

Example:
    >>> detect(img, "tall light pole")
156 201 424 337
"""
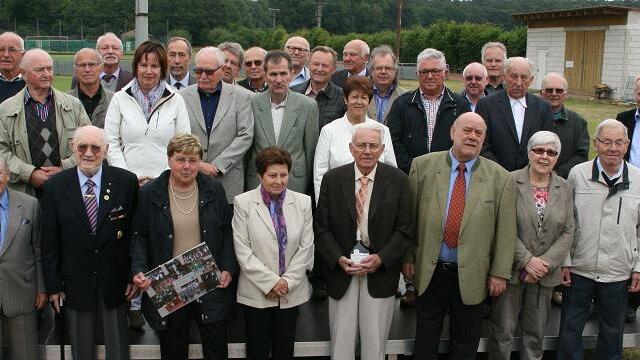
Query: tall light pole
268 8 280 30
135 0 149 47
315 0 325 28
395 0 404 59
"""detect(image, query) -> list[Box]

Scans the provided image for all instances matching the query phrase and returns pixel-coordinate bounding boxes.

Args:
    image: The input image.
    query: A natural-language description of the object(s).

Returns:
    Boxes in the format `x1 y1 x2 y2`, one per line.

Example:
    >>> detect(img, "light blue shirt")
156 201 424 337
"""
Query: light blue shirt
0 189 8 250
78 167 103 208
438 150 477 262
289 66 310 87
629 109 640 167
373 84 394 123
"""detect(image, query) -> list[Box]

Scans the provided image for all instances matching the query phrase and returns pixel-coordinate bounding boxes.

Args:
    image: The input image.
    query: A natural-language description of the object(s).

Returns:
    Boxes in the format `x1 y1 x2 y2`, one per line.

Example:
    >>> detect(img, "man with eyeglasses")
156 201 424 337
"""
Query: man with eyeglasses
166 37 196 90
67 48 114 128
387 48 470 174
0 48 90 197
539 72 589 179
481 42 507 96
217 42 245 86
72 32 133 92
238 47 268 93
284 36 311 87
0 32 25 104
178 46 254 206
367 45 406 124
558 119 640 359
477 57 553 172
332 39 371 88
460 62 488 112
291 46 345 129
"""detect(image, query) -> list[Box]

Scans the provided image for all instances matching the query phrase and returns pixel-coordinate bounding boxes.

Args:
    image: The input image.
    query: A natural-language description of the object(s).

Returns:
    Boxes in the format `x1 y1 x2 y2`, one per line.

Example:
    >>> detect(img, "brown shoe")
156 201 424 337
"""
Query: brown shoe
400 289 416 307
128 310 145 331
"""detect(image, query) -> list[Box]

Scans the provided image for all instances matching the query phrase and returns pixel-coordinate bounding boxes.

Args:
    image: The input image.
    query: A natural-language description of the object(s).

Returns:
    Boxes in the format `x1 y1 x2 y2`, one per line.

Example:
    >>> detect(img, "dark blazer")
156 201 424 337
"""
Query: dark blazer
291 79 346 129
331 68 371 88
617 108 637 161
42 166 138 311
71 68 134 92
131 170 236 330
552 107 590 178
477 90 554 171
386 87 471 174
314 162 413 299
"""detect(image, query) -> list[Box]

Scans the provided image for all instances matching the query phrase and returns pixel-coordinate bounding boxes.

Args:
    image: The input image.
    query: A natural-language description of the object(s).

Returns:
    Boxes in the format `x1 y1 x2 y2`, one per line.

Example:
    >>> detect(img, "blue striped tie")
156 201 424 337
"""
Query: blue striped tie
84 179 98 233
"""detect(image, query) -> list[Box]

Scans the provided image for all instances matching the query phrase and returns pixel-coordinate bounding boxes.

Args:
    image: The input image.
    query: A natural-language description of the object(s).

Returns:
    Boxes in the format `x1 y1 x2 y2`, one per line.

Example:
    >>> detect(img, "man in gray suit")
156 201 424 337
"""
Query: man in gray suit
246 50 319 193
67 48 114 128
0 157 45 360
166 37 196 90
179 47 254 204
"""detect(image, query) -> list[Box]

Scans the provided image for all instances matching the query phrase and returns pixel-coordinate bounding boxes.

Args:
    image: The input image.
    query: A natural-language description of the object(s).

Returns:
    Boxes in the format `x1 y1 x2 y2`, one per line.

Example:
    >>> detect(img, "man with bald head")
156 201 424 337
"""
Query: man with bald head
284 36 311 87
406 112 516 359
539 72 589 178
332 39 370 88
477 57 553 171
179 46 254 204
0 32 25 103
238 47 268 93
460 62 488 112
67 48 114 128
0 49 90 197
42 125 138 360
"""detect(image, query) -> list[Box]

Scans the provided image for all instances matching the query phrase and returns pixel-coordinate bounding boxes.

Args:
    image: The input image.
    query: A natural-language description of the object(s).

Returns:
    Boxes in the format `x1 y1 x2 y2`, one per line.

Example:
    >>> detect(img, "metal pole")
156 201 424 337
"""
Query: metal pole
59 19 62 36
395 0 404 59
166 19 169 40
81 19 84 40
315 0 325 28
36 17 39 36
135 0 149 47
268 8 280 30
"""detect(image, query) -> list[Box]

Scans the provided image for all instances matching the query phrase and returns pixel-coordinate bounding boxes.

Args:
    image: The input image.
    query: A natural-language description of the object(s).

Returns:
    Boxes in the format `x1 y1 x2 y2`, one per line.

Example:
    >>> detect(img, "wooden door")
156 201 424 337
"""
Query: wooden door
564 30 604 95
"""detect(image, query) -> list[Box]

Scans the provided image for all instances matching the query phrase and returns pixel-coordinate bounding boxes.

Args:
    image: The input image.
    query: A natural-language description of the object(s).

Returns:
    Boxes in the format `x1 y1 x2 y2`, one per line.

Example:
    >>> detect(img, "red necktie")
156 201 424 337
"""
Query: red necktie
443 163 466 249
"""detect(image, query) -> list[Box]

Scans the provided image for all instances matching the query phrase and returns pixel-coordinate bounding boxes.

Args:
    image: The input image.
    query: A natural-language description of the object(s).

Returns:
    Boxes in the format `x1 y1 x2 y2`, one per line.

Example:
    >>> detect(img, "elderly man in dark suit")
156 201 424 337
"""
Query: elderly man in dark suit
331 39 370 88
42 125 138 360
0 157 44 360
315 121 412 360
179 46 254 205
476 57 554 172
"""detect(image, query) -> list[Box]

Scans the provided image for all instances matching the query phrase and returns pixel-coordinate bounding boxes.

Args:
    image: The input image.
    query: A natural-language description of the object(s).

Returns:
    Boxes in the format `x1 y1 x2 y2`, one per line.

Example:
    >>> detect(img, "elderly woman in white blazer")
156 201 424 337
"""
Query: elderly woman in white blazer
232 146 314 360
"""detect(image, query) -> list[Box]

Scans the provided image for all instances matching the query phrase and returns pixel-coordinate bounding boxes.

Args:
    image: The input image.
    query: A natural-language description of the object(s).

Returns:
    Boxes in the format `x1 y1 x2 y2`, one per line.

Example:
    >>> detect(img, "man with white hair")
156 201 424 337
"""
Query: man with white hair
179 47 254 205
0 32 26 103
460 62 488 112
67 48 114 128
559 119 640 359
0 48 90 197
540 72 589 179
72 32 133 92
284 36 311 87
387 48 470 174
481 42 507 95
218 42 245 85
477 57 553 171
331 39 370 88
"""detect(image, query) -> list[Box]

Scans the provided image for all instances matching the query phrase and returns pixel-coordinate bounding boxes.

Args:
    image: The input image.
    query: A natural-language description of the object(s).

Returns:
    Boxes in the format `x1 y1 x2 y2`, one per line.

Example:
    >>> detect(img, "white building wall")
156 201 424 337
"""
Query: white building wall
525 28 566 90
602 25 629 98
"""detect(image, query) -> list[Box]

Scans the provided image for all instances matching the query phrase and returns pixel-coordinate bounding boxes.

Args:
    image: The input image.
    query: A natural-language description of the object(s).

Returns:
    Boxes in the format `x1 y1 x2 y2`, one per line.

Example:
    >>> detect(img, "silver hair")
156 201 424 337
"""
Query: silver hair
594 119 628 139
19 48 53 69
462 62 488 78
504 57 535 76
351 122 385 144
72 125 108 146
73 48 103 65
166 36 192 56
527 131 562 155
96 32 123 51
416 48 446 70
370 45 398 67
542 72 569 91
481 42 507 63
194 46 226 67
345 39 370 56
217 42 245 66
0 31 24 50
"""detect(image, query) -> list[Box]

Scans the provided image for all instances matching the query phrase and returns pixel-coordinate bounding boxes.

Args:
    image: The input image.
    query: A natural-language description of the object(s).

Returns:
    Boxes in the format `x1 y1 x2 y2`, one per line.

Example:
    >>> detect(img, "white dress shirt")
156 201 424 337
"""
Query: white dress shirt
508 95 527 142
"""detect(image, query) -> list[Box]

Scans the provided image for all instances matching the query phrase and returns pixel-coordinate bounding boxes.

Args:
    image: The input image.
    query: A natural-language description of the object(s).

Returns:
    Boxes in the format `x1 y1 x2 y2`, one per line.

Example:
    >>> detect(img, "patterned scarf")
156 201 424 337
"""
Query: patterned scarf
260 185 288 275
131 78 166 122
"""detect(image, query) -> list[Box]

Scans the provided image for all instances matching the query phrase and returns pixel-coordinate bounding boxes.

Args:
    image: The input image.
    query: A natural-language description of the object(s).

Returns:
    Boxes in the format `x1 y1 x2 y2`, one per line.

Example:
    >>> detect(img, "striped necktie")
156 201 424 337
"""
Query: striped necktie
84 179 98 233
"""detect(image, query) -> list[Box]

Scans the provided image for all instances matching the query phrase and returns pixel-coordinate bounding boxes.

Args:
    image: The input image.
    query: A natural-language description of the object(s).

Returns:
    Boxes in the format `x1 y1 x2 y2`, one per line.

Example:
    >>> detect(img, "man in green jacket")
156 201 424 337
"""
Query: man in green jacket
0 48 90 197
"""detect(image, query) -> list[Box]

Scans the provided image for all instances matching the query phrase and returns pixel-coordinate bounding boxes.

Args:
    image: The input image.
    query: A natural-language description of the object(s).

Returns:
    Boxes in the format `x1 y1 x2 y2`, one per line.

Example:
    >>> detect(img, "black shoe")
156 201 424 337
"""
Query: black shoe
128 310 145 330
626 307 637 323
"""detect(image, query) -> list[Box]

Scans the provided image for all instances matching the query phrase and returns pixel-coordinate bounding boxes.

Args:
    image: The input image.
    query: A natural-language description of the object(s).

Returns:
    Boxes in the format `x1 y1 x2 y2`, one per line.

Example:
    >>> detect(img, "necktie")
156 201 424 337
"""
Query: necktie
443 163 466 249
102 74 114 83
356 176 369 230
84 179 98 233
174 82 182 90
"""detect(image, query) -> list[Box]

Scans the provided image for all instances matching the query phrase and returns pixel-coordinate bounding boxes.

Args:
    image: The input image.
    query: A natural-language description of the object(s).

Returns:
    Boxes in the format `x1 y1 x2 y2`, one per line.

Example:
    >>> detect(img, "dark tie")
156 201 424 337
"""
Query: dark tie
84 179 98 233
443 163 466 249
102 74 114 83
174 82 182 90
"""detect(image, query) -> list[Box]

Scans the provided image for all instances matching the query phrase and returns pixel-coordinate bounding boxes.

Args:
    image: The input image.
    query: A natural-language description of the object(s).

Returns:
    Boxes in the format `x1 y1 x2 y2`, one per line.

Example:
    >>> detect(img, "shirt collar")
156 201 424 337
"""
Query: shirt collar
449 149 477 173
553 106 567 121
170 73 190 88
270 94 288 109
24 87 53 105
293 67 309 82
349 68 368 77
420 86 445 101
0 72 22 82
355 163 377 183
596 157 624 180
374 83 396 98
508 94 528 108
77 167 103 190
100 67 121 80
0 188 8 211
305 82 327 96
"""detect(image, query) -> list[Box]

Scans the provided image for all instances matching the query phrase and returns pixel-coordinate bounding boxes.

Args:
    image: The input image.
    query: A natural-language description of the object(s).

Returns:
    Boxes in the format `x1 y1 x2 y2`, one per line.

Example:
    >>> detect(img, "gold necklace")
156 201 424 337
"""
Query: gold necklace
170 183 198 215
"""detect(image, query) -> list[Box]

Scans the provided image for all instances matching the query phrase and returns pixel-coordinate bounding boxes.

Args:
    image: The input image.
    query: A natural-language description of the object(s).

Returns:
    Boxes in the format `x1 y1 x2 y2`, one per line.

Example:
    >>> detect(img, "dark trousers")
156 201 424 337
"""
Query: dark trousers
243 305 299 360
414 264 483 360
158 302 228 360
558 273 627 360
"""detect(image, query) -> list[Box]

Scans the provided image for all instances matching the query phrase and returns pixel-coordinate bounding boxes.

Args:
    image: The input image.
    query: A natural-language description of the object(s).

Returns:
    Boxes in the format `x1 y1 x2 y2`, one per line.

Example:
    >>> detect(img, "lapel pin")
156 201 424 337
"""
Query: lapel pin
106 189 111 193
104 195 110 201
116 230 123 239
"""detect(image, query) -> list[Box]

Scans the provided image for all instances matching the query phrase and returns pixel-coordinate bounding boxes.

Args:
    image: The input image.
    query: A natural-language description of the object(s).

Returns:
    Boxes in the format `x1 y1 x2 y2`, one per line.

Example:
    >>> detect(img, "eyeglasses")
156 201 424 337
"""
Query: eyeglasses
373 66 396 72
352 142 382 151
76 144 103 153
244 60 263 67
595 138 629 148
284 46 309 54
417 68 444 76
464 75 484 81
194 65 222 76
0 47 22 54
543 88 566 94
530 148 559 157
75 62 100 69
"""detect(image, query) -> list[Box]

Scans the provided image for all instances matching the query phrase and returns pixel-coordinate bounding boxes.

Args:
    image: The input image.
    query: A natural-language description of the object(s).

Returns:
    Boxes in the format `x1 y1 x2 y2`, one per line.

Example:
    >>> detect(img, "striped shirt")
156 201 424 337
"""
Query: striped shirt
420 87 444 151
24 87 53 122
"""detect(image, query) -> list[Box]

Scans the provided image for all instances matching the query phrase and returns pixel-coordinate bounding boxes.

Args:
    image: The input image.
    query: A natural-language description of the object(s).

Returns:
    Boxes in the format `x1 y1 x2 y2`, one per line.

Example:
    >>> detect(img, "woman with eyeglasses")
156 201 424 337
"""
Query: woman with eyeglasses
105 40 191 188
313 76 396 202
489 131 575 360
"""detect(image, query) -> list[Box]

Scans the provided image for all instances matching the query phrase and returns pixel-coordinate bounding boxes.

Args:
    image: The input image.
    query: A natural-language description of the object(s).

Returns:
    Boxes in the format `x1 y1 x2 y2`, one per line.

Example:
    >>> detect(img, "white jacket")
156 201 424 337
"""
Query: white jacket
566 160 640 282
104 82 191 178
313 115 396 202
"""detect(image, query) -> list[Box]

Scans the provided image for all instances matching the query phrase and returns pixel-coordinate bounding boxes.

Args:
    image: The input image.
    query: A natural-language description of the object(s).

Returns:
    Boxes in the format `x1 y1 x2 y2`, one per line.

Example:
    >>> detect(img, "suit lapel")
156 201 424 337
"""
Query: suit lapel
520 94 535 150
340 168 357 225
210 83 232 134
254 196 276 237
540 176 561 228
435 166 451 227
498 92 519 143
368 165 387 221
516 171 540 233
64 170 93 232
0 194 24 257
256 93 276 145
186 87 207 133
460 160 485 233
277 92 296 145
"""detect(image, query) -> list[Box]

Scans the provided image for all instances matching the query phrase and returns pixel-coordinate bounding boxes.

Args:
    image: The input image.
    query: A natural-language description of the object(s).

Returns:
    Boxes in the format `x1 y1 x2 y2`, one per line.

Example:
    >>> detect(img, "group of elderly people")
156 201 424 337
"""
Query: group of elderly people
0 29 638 360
